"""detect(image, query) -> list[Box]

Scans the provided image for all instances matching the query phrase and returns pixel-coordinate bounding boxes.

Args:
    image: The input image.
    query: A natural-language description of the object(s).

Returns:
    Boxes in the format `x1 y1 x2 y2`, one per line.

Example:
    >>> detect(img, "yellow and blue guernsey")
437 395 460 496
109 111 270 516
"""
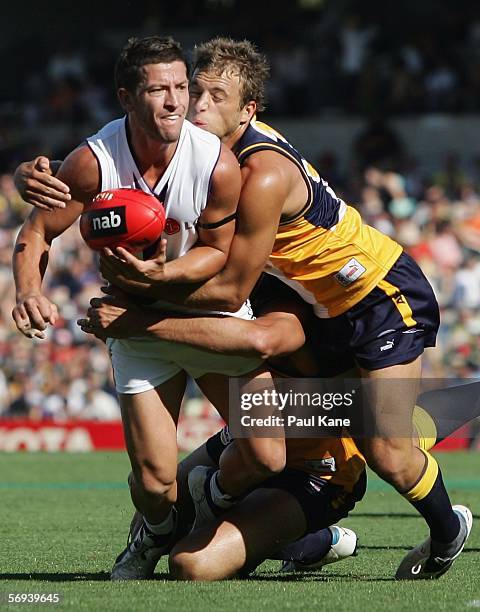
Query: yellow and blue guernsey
235 119 403 318
287 436 366 491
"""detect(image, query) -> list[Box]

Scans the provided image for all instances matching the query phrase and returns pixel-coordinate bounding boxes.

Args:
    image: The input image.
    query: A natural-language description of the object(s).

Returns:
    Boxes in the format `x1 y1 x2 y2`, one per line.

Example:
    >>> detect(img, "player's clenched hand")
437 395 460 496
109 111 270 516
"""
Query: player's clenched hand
12 294 58 339
99 239 169 293
14 156 71 211
77 295 139 340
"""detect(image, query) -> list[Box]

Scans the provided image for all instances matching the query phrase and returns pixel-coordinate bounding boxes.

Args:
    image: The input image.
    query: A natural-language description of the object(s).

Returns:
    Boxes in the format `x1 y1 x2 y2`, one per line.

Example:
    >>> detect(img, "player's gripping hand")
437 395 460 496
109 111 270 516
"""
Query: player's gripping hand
14 156 71 211
12 294 59 339
77 294 139 341
99 239 168 294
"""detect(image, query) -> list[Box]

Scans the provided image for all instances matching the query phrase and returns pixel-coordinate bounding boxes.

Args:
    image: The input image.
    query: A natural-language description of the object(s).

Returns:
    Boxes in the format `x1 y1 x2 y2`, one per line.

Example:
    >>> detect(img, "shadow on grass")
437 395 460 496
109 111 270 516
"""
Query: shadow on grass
0 571 396 584
359 545 480 552
0 572 171 582
351 512 480 520
246 572 395 583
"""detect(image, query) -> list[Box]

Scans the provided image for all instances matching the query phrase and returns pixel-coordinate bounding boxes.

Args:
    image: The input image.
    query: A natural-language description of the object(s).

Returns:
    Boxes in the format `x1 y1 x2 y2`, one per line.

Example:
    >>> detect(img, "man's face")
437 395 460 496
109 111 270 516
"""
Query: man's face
125 61 189 144
188 68 250 142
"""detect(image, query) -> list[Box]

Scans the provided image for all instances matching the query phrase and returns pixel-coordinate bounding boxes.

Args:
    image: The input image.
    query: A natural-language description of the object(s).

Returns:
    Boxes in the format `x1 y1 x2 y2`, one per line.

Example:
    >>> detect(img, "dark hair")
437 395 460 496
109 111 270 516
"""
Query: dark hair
114 36 188 93
193 37 270 111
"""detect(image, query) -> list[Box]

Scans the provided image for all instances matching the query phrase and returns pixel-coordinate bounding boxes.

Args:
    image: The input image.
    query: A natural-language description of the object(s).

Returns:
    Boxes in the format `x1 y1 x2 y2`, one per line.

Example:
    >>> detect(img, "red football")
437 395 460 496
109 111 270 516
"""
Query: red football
79 188 166 253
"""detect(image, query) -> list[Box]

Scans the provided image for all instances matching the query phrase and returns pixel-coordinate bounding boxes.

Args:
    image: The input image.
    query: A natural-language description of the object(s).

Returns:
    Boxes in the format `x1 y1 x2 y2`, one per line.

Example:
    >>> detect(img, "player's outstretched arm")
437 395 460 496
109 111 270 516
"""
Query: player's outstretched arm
14 156 71 211
12 146 99 338
99 144 241 286
78 292 306 359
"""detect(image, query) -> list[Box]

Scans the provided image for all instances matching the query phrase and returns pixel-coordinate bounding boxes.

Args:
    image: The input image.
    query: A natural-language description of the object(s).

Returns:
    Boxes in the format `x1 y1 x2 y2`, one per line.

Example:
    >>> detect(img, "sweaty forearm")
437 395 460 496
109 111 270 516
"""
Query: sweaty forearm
145 311 303 359
145 314 263 357
117 280 236 313
161 235 267 310
162 246 228 284
182 273 246 311
156 276 239 311
144 262 257 313
13 224 50 297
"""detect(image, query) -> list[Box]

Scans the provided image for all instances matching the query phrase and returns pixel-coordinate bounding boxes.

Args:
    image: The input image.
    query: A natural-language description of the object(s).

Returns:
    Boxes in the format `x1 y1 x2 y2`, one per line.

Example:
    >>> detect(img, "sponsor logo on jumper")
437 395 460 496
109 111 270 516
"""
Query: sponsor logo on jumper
305 457 337 472
380 339 395 351
395 294 406 304
403 328 422 334
334 258 366 286
88 206 127 236
165 218 181 235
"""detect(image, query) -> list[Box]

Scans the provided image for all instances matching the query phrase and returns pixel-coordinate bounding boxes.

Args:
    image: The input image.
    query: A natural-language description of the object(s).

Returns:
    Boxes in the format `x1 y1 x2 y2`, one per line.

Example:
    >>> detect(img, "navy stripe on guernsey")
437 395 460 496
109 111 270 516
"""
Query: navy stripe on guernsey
234 121 343 228
142 183 168 260
133 176 168 202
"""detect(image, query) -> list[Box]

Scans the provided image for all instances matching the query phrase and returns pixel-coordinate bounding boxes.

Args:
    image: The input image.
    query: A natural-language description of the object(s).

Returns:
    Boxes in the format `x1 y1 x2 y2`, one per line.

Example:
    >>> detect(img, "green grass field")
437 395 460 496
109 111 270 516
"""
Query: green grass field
0 451 478 612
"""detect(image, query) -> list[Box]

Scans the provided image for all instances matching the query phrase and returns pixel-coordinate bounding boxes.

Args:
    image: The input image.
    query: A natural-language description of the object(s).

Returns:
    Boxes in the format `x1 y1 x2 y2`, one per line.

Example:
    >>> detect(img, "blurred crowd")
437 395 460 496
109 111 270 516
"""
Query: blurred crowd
2 3 480 150
329 121 480 383
354 159 480 380
264 9 480 118
0 200 118 421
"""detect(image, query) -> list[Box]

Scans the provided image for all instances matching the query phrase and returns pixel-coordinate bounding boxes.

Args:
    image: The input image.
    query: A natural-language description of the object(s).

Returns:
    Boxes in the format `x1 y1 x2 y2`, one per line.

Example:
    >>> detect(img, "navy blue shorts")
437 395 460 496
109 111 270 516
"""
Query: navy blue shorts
259 468 366 534
337 251 440 370
205 427 366 534
253 252 439 372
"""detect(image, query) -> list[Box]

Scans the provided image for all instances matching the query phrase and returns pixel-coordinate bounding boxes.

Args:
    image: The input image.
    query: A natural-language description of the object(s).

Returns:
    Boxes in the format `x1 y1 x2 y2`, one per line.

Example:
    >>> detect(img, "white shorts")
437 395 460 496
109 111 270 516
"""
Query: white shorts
106 301 262 394
107 336 262 394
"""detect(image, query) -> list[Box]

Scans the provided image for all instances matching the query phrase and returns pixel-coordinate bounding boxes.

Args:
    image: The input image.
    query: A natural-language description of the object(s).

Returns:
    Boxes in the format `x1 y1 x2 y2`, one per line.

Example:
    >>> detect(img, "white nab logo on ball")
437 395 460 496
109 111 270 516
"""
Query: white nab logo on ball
92 210 122 230
88 206 127 236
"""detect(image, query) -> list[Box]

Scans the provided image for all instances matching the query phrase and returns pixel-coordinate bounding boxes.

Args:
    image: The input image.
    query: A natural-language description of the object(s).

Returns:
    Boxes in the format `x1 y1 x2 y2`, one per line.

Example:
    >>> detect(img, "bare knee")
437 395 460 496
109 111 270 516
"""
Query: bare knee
363 439 419 489
244 439 286 478
132 462 176 499
169 550 217 581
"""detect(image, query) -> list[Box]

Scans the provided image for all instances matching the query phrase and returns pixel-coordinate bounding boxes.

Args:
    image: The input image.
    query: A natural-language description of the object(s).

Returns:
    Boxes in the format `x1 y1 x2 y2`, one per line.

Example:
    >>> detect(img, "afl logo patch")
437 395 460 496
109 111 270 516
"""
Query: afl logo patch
334 258 366 286
164 218 181 235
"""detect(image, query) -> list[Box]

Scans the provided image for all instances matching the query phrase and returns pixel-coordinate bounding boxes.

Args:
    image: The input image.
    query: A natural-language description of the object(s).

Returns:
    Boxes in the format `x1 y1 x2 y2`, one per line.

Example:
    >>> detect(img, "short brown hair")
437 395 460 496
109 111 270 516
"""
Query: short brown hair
115 36 188 93
193 38 270 112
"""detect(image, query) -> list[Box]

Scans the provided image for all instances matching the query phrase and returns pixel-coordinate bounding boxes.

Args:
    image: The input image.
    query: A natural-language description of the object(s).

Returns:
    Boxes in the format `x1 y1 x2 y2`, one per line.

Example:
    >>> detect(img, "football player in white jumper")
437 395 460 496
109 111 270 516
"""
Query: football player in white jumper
12 36 286 580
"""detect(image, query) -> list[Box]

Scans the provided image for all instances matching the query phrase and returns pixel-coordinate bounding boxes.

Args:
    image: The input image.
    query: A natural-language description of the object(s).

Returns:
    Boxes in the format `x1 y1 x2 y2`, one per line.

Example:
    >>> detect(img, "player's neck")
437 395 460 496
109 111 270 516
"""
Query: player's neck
127 118 178 175
223 121 250 150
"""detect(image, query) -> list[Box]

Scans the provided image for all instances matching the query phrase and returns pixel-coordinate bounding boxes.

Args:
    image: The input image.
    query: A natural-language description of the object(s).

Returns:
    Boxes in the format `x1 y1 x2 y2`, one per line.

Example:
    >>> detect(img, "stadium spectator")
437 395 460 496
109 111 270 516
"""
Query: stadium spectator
3 3 480 124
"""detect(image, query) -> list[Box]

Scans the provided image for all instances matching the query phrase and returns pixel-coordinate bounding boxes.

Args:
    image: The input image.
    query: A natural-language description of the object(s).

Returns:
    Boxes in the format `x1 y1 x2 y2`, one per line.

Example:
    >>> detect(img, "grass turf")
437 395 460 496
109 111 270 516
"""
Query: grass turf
0 452 478 612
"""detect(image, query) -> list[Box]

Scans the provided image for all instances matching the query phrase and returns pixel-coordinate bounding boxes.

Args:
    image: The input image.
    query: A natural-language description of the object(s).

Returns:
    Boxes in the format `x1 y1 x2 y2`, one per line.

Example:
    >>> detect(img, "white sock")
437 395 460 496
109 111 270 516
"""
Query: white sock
144 510 174 535
209 471 235 509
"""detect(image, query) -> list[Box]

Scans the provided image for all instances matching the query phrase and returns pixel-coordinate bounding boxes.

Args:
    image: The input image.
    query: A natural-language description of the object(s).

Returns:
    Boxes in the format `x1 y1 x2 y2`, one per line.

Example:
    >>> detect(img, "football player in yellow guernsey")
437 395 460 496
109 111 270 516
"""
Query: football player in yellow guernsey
14 38 471 580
